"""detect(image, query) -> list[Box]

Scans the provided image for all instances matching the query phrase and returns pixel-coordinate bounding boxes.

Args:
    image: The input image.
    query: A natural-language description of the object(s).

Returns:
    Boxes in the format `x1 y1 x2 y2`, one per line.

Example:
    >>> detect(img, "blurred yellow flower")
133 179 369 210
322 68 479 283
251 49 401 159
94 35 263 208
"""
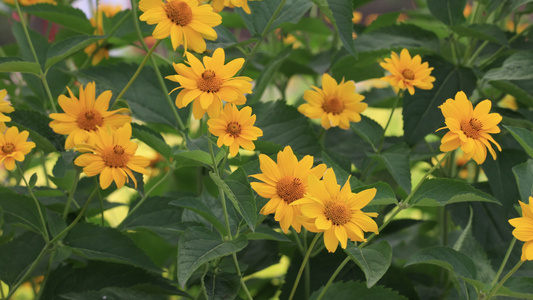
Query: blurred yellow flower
84 4 122 65
3 0 56 6
0 127 35 171
298 73 367 130
0 90 15 133
437 91 502 165
250 146 327 233
509 198 533 261
211 0 252 14
380 49 435 95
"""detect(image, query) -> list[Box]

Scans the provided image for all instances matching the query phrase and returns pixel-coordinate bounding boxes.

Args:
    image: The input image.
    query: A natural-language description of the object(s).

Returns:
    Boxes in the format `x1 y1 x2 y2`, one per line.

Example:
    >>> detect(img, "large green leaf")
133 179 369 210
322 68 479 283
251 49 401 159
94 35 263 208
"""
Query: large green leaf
485 51 533 81
505 125 533 158
177 226 248 287
169 196 227 236
12 21 48 68
0 57 41 75
21 4 93 34
326 0 357 57
404 246 477 280
411 178 500 206
331 55 384 83
353 182 398 206
0 232 45 286
344 241 392 288
497 277 533 299
245 225 291 242
0 187 46 235
45 35 103 70
427 0 467 25
249 47 291 104
222 168 258 232
350 115 385 152
310 280 408 300
61 287 168 300
131 123 172 160
373 143 411 193
205 272 241 300
451 24 508 45
513 159 533 202
403 58 477 146
64 223 161 273
490 80 533 107
9 109 65 152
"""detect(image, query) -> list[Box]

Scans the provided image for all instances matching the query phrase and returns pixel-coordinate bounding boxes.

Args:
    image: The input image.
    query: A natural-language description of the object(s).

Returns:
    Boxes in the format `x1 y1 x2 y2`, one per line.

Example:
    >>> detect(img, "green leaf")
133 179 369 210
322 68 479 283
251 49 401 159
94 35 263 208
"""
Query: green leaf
403 58 477 146
350 115 385 152
353 182 398 206
12 22 48 68
46 210 67 239
404 246 477 280
9 109 65 152
0 57 41 75
331 54 385 84
45 35 103 70
451 24 508 45
206 25 239 50
246 225 291 242
0 187 46 235
497 277 533 299
177 226 248 287
327 0 357 57
374 143 411 193
205 272 241 300
364 12 401 32
513 159 533 202
490 80 533 107
131 123 172 160
253 100 321 156
485 51 533 81
237 0 313 36
310 280 408 300
21 4 94 34
61 287 170 300
505 125 533 158
249 47 291 104
322 151 363 188
344 241 392 288
0 232 45 286
411 178 500 206
170 196 227 236
427 0 467 25
64 223 161 273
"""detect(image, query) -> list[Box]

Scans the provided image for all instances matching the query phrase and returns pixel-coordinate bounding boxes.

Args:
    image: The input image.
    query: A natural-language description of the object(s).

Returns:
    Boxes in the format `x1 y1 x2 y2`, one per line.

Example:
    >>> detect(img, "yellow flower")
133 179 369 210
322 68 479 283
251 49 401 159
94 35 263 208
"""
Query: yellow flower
211 0 252 14
352 11 362 24
380 49 435 95
0 127 36 171
74 123 150 189
0 90 15 132
437 91 502 165
250 146 327 233
207 103 262 157
166 48 253 119
298 73 367 130
84 4 122 65
139 0 221 53
3 0 56 5
509 198 533 261
49 82 131 150
292 169 378 253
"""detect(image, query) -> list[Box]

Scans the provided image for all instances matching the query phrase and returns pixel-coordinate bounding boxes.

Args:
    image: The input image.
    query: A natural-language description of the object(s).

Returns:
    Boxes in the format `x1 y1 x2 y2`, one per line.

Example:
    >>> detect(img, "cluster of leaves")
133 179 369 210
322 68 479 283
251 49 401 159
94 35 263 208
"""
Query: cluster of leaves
1 0 533 299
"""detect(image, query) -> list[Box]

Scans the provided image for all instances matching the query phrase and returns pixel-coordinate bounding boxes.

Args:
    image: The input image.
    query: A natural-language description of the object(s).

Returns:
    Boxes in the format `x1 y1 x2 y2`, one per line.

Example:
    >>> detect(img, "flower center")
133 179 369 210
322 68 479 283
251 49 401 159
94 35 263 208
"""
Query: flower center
102 145 129 168
226 122 241 137
276 176 305 204
165 0 193 26
1 143 14 154
77 110 104 131
402 69 415 80
197 70 223 93
324 201 351 226
460 118 483 139
322 97 344 114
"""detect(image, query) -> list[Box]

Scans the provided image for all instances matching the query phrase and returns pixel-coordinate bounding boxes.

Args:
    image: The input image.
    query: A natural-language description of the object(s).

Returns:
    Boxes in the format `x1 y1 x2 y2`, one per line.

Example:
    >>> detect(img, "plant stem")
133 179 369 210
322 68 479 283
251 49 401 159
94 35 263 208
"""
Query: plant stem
5 244 50 300
288 233 322 300
377 91 402 153
62 169 81 219
316 256 350 300
17 163 49 242
486 259 524 299
490 238 516 287
403 152 451 206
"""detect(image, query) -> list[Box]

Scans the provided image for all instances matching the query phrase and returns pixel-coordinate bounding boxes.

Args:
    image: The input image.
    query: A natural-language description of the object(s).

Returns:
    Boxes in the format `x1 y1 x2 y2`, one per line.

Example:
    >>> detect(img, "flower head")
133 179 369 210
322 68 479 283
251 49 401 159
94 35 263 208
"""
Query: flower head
167 48 252 119
0 90 15 132
74 123 150 189
211 0 252 14
380 49 435 95
298 73 367 130
509 198 533 261
250 146 327 233
84 4 122 65
49 82 131 149
139 0 222 53
292 169 379 253
207 103 262 157
437 91 502 164
0 127 36 171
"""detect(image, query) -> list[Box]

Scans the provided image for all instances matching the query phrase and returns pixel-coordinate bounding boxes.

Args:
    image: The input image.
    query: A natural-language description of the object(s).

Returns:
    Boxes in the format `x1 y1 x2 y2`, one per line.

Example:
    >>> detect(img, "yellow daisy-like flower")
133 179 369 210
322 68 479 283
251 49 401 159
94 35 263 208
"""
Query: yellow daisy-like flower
49 82 131 150
211 0 251 14
84 4 122 65
139 0 222 53
207 103 262 157
437 91 502 165
292 169 379 253
166 48 253 119
298 73 367 130
509 198 533 261
74 123 150 189
380 49 435 95
0 89 15 132
250 146 327 233
0 127 36 171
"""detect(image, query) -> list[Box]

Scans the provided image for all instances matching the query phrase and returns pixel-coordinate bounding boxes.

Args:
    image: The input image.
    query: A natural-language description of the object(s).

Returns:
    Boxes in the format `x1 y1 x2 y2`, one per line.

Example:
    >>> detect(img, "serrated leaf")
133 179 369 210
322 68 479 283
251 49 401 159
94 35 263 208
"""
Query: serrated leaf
0 232 45 286
12 22 48 67
344 241 392 288
373 143 411 193
0 187 46 235
249 47 291 104
513 159 533 202
427 0 467 25
131 123 172 160
45 35 104 70
8 109 65 152
405 246 477 280
411 178 500 206
170 197 227 235
505 125 533 158
0 57 41 75
451 24 508 45
21 4 93 34
64 223 161 273
485 51 533 81
353 182 398 206
331 54 384 84
327 0 356 57
497 277 533 299
310 280 408 300
205 272 241 300
246 225 291 242
177 226 248 287
46 210 67 239
350 115 385 152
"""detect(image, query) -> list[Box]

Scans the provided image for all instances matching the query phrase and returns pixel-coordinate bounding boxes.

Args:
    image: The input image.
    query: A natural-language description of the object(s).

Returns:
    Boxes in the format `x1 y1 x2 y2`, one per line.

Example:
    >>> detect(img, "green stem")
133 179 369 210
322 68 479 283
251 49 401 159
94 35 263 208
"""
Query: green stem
378 91 402 153
17 163 49 242
239 0 287 75
62 169 81 219
288 233 322 300
5 244 51 300
490 238 516 287
316 256 350 300
466 40 489 66
486 259 524 299
130 0 185 132
41 73 58 113
479 26 531 68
